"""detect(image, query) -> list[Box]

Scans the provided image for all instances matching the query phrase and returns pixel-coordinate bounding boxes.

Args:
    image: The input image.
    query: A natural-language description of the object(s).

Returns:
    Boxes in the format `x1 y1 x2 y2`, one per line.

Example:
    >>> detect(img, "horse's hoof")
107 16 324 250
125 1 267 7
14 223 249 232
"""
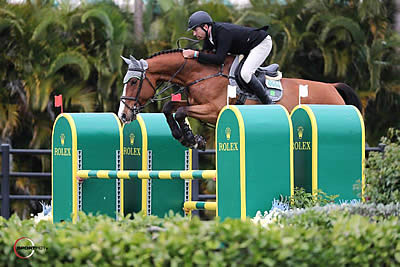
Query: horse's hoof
180 139 190 148
190 143 198 150
180 137 196 149
184 132 195 144
194 135 206 151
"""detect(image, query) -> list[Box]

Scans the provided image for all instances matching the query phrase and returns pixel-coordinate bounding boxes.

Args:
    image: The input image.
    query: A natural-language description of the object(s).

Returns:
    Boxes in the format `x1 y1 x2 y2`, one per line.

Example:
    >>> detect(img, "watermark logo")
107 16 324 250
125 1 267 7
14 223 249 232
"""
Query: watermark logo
13 237 47 259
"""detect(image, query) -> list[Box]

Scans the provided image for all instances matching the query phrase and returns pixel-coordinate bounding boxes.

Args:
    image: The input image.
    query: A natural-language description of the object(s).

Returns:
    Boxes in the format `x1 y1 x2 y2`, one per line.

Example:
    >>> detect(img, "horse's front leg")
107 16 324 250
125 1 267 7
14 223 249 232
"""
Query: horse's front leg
162 100 188 143
175 108 202 150
175 104 219 151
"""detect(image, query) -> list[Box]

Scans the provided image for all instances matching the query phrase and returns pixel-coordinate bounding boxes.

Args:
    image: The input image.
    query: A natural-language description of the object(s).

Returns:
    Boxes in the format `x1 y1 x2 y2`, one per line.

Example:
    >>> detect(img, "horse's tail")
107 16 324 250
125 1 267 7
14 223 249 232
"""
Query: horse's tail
333 83 362 112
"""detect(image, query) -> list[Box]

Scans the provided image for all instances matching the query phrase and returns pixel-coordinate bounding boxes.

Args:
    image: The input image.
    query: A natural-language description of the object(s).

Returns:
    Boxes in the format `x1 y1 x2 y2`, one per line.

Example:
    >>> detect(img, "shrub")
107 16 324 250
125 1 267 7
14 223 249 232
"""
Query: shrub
290 187 338 208
279 202 400 224
2 211 400 266
365 128 400 204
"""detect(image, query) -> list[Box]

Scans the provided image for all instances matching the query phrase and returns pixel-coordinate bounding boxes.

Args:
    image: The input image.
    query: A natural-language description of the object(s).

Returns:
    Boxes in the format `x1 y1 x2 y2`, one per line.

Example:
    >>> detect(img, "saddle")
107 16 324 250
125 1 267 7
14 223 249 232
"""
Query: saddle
230 56 284 104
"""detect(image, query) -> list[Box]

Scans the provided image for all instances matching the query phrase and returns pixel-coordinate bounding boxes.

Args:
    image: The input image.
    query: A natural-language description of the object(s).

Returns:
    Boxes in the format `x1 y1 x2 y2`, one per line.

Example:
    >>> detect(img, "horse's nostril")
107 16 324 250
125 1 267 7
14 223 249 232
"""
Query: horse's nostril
120 113 127 123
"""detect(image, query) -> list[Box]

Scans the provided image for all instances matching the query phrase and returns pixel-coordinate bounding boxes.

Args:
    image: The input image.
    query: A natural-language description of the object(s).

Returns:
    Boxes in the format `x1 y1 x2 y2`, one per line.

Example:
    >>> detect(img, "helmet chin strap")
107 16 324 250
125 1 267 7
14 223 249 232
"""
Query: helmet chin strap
200 24 210 39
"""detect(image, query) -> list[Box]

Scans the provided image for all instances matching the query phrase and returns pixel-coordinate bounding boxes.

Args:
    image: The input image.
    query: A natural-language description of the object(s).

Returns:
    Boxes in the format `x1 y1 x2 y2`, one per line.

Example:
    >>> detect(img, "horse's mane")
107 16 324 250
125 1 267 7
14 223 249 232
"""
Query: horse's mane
147 48 183 59
146 48 232 68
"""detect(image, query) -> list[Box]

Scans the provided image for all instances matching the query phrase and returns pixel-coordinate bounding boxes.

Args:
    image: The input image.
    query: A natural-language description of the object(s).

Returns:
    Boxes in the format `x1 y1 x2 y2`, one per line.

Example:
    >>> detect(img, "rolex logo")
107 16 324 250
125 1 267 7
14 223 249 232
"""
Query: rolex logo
60 134 65 146
297 126 304 140
129 133 135 145
225 127 231 141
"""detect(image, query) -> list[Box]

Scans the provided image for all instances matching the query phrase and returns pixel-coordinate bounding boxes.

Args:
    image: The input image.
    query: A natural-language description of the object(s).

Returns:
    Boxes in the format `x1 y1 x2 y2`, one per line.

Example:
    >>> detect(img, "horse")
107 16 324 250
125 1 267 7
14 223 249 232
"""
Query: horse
118 48 362 150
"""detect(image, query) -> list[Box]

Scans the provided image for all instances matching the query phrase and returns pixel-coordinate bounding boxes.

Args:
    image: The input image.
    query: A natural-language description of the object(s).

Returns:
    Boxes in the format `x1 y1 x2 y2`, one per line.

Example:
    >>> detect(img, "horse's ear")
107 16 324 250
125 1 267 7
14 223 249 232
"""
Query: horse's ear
139 59 149 70
121 56 131 65
129 55 138 62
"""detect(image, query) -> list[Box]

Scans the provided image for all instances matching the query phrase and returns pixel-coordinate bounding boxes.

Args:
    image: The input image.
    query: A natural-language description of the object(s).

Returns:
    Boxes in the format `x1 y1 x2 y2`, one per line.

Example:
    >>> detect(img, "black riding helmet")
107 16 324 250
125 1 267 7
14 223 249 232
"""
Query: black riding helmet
187 11 213 31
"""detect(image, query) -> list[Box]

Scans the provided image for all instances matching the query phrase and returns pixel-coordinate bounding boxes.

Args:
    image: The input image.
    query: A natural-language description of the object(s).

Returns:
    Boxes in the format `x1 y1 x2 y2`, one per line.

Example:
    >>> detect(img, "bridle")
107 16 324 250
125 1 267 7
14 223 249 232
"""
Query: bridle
120 59 188 117
120 60 154 116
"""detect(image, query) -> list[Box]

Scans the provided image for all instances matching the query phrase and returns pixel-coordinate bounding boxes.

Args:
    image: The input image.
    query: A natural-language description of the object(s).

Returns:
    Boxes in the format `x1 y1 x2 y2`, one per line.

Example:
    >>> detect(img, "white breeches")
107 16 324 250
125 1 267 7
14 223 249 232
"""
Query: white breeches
240 35 272 83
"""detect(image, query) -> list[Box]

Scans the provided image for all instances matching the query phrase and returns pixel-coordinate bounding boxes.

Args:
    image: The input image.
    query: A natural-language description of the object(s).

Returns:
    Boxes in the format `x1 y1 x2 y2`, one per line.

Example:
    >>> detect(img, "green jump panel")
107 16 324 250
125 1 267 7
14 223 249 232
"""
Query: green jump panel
216 105 293 220
123 113 190 217
52 113 122 222
290 105 365 201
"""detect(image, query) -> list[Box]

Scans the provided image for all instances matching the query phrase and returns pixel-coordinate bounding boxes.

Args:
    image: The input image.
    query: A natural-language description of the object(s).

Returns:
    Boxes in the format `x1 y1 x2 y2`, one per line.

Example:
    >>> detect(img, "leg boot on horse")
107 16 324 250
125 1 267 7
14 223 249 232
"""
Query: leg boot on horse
162 100 184 141
175 107 206 151
162 100 207 150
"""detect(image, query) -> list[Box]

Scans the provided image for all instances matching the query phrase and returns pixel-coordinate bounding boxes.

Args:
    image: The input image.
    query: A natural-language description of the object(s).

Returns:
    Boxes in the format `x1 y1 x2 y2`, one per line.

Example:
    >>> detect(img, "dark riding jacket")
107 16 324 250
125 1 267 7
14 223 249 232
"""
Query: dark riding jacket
198 22 269 65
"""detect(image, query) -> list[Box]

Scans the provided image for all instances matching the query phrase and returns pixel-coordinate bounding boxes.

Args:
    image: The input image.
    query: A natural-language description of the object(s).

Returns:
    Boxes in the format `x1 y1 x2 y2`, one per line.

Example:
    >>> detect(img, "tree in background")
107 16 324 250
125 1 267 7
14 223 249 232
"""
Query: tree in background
0 0 135 217
241 0 400 145
134 0 143 42
0 0 134 148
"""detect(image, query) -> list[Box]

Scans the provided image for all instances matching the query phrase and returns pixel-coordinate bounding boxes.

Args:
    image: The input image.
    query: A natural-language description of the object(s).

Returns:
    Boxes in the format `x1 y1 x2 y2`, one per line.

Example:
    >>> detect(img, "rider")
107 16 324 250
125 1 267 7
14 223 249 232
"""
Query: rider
183 10 272 104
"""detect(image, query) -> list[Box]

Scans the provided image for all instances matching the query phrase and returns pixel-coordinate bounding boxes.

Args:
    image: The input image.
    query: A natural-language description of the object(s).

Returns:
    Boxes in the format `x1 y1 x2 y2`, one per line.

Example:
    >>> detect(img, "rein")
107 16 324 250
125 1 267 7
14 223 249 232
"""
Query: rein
150 59 188 102
186 64 230 87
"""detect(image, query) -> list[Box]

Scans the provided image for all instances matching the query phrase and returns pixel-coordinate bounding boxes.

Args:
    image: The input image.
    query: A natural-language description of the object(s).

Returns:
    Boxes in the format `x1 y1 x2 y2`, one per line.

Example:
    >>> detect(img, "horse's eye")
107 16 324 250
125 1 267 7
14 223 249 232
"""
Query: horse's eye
130 80 137 86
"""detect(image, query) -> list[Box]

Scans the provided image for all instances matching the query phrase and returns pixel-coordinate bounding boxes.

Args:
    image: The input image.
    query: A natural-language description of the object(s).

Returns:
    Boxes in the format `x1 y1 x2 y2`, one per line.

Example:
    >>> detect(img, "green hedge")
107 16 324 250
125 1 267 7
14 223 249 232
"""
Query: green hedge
2 209 400 266
279 202 400 222
365 128 400 204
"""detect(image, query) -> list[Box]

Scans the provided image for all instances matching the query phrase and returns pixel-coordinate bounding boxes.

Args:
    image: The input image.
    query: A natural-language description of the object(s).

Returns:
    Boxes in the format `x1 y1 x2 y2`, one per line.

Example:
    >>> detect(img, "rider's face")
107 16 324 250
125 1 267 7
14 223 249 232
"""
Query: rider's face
192 25 208 40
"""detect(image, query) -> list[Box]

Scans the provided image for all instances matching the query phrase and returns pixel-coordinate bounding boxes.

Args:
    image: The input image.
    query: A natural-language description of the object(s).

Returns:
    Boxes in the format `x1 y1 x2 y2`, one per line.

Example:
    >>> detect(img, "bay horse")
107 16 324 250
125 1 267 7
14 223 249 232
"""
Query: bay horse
119 49 361 150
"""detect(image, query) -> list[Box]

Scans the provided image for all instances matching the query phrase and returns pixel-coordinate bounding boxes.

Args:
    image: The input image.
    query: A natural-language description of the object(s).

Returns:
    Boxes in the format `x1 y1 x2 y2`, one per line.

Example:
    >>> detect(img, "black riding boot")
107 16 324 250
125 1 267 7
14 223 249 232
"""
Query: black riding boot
247 74 271 104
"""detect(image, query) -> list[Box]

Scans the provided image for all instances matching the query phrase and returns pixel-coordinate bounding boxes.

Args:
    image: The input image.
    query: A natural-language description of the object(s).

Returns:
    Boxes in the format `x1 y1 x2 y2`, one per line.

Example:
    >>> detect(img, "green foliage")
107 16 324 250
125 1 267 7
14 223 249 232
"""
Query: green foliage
31 14 67 41
48 51 91 80
280 202 400 223
0 0 133 148
0 0 135 217
158 0 174 12
365 90 400 145
287 187 338 209
81 8 115 40
365 128 400 204
320 16 365 44
1 211 400 265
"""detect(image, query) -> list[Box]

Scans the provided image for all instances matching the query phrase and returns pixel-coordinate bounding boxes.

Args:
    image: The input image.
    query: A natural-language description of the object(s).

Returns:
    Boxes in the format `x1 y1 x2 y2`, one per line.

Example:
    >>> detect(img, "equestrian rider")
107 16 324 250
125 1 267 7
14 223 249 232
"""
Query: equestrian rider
183 11 272 104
